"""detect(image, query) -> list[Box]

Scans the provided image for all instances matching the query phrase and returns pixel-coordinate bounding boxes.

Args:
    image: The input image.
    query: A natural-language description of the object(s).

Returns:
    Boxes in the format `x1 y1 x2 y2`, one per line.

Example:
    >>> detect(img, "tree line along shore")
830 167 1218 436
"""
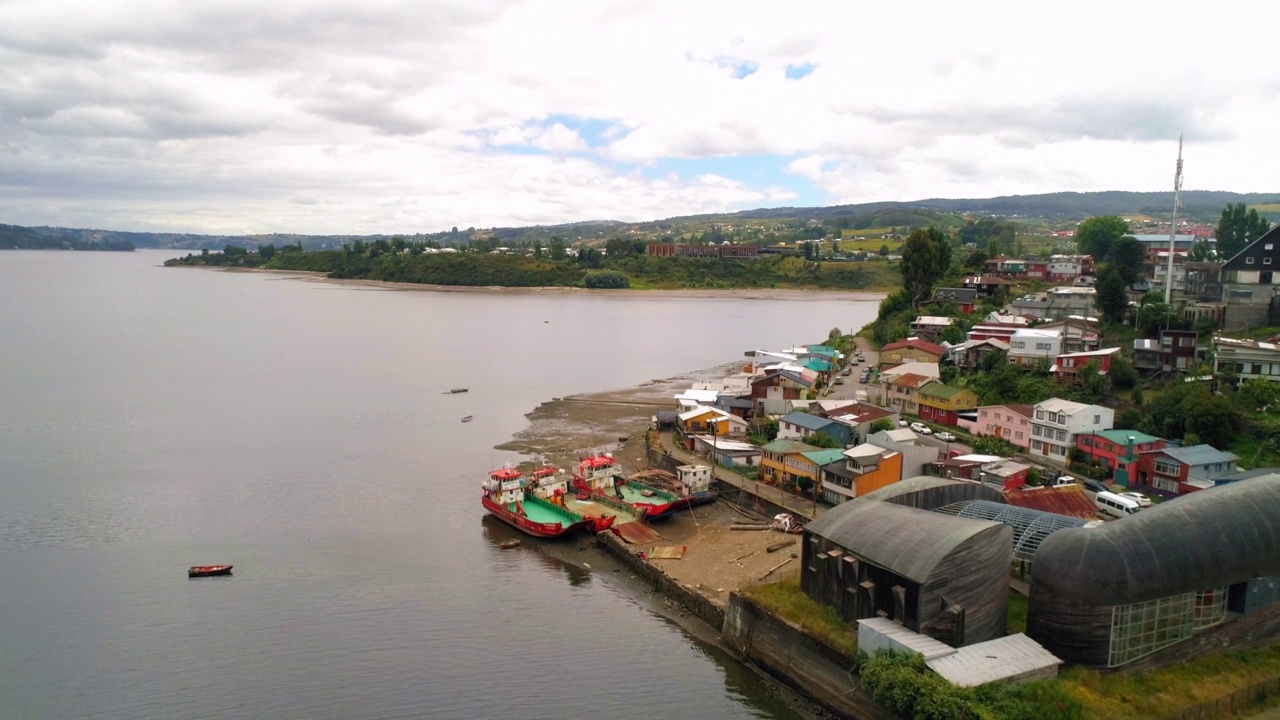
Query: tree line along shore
162 240 902 291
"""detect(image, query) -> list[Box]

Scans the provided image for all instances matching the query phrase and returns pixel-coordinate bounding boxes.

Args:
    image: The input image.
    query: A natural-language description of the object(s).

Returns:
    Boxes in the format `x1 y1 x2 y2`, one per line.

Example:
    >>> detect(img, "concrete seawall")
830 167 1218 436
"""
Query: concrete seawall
723 593 895 720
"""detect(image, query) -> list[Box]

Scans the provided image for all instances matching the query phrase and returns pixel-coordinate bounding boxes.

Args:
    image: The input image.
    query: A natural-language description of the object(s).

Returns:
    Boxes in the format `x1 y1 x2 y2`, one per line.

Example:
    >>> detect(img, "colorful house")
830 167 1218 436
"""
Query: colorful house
917 383 979 426
880 338 947 366
677 405 749 438
817 444 903 505
974 404 1035 451
1052 347 1120 384
886 373 934 416
979 459 1032 491
760 439 824 489
750 368 816 415
930 287 977 314
1132 445 1241 496
778 411 855 447
1075 430 1166 487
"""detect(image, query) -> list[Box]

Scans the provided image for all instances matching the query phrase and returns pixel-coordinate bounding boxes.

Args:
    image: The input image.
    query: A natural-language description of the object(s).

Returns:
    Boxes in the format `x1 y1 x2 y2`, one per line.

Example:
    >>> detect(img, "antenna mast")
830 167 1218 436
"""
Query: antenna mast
1164 135 1184 303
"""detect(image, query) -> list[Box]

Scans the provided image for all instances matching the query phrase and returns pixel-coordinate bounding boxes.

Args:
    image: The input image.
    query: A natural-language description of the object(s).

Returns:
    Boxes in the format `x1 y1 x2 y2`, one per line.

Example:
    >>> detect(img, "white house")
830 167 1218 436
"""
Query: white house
1007 329 1063 367
1029 398 1114 464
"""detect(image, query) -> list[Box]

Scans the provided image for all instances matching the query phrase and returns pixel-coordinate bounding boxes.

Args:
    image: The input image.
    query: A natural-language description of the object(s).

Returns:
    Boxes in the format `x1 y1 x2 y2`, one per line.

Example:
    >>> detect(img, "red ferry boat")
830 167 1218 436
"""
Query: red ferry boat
527 465 617 534
482 465 591 538
571 453 681 520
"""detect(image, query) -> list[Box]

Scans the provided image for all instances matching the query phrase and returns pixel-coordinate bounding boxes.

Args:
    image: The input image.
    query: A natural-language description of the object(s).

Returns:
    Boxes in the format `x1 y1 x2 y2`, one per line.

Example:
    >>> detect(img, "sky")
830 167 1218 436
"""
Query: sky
1 0 1277 235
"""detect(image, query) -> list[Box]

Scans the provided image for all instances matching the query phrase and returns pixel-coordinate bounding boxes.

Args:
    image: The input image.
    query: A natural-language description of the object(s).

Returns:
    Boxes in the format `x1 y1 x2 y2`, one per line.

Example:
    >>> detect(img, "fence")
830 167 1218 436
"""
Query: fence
1161 676 1280 720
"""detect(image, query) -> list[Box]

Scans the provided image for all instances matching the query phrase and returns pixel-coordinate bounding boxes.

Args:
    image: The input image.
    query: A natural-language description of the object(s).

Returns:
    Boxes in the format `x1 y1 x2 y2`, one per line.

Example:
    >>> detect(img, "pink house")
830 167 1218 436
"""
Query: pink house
974 404 1035 451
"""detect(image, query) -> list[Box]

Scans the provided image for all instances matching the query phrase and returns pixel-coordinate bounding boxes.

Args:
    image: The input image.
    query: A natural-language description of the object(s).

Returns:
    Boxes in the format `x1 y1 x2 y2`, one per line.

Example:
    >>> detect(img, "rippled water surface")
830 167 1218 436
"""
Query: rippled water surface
0 250 880 719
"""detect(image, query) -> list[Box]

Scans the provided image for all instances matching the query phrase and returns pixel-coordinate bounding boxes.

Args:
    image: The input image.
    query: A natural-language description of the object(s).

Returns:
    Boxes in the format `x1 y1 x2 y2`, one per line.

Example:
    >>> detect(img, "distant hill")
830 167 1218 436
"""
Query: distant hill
5 190 1277 250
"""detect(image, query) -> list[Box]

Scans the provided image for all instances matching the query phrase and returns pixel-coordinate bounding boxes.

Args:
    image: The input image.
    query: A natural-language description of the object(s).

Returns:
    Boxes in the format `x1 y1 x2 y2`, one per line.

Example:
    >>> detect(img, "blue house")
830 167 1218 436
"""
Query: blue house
778 411 854 447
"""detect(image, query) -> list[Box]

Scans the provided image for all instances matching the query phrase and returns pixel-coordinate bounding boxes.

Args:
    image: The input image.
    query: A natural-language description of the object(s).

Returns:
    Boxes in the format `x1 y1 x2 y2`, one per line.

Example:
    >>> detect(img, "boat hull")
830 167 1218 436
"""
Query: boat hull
572 480 679 521
188 565 233 578
481 495 584 538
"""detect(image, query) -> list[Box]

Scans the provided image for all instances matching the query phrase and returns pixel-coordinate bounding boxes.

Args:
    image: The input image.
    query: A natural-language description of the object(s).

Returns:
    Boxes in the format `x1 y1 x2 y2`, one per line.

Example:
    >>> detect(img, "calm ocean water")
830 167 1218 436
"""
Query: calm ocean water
0 250 879 719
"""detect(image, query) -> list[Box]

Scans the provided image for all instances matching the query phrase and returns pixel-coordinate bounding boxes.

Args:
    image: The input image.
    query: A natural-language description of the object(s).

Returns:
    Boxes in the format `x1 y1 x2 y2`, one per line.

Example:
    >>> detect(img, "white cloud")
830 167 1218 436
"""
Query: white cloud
0 0 1275 233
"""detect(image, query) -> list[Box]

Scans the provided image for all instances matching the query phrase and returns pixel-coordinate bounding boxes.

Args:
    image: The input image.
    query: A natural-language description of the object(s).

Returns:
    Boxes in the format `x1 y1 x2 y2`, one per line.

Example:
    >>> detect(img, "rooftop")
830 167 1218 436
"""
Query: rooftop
926 634 1063 688
801 449 849 466
1159 444 1240 466
1002 485 1098 519
779 411 837 432
882 338 947 356
1056 347 1121 359
1080 429 1161 445
890 372 934 389
761 439 821 455
918 383 974 400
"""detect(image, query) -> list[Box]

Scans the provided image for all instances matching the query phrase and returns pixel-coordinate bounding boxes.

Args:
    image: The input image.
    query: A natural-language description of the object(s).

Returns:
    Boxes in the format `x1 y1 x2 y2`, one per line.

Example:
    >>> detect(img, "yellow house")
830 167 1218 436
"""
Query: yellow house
678 405 748 437
885 372 933 416
760 439 823 488
917 383 979 426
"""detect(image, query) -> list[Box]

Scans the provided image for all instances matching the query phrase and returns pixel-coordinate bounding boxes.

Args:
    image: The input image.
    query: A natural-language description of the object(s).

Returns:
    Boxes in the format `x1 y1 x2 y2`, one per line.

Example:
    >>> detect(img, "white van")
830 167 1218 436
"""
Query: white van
1095 491 1141 519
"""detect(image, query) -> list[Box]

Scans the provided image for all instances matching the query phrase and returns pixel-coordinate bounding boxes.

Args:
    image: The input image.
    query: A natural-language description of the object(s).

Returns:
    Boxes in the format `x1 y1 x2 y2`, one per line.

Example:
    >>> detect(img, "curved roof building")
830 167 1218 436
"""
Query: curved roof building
803 478 1012 646
1028 477 1280 667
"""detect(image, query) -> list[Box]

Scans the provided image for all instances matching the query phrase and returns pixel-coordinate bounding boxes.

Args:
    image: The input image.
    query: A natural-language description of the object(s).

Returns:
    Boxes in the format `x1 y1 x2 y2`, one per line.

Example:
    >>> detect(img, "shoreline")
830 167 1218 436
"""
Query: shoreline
176 265 891 301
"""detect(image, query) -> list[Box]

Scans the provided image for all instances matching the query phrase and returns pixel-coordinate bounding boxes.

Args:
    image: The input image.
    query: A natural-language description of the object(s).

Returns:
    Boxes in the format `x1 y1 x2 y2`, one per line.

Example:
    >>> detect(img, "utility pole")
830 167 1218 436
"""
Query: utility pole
1165 135 1184 304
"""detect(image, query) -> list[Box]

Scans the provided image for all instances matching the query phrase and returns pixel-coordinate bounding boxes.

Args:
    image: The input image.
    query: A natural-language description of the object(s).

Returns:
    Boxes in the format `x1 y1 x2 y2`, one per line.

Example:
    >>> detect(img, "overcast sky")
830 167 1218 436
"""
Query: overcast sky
1 1 1275 235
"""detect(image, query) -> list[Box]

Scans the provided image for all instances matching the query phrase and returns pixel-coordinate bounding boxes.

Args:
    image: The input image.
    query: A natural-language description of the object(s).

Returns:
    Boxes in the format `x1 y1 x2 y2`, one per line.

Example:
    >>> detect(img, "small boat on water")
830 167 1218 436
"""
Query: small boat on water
482 465 591 538
188 565 233 578
461 415 474 423
448 388 469 394
498 539 521 549
572 453 681 521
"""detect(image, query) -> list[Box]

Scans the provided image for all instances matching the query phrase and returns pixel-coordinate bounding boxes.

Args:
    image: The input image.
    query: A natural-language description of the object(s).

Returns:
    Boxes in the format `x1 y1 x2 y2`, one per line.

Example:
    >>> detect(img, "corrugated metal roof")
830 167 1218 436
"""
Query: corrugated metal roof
919 383 973 400
1002 486 1098 519
1081 429 1161 445
803 499 1007 584
1161 444 1239 466
801 449 847 466
761 439 820 455
927 633 1062 687
780 411 835 432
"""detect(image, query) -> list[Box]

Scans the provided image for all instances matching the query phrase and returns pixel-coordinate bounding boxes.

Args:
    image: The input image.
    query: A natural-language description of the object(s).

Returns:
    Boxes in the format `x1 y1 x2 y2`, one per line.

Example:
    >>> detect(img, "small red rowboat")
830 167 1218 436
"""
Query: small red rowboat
188 565 233 578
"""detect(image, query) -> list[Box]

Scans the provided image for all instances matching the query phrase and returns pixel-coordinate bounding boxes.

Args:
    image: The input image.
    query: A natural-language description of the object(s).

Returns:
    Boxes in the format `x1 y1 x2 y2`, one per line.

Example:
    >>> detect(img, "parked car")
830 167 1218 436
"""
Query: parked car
834 377 845 385
898 419 909 427
1083 478 1107 493
1119 491 1152 507
1053 475 1078 487
841 367 852 376
909 422 933 435
859 373 871 383
935 431 957 442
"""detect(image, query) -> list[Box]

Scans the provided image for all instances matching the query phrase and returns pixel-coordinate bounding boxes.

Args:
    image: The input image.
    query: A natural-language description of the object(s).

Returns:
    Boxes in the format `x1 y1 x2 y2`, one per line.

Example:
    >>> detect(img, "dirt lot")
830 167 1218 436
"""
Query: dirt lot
641 502 803 606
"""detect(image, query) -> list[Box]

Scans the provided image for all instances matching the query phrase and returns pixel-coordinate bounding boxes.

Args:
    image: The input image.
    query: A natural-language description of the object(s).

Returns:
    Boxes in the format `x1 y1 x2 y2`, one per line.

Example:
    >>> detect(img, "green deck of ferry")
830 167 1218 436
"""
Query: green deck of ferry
510 500 579 526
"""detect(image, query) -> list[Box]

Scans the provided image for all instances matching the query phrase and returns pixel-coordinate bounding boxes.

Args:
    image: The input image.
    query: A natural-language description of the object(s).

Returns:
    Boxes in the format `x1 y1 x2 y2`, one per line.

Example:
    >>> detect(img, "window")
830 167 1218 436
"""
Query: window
1248 257 1256 265
1036 410 1045 420
1033 426 1043 437
1154 459 1180 476
1016 432 1024 440
1056 430 1067 442
1268 244 1275 250
1094 415 1101 424
1108 592 1200 667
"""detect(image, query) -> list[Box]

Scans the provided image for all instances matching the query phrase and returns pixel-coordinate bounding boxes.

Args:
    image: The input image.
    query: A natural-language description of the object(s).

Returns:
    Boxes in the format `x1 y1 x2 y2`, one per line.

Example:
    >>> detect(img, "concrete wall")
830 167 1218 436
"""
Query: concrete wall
595 532 725 630
722 593 896 720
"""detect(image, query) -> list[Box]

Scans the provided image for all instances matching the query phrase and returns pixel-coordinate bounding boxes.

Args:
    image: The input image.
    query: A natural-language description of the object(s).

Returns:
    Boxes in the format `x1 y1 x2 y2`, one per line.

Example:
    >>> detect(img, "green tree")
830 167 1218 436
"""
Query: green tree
1189 238 1213 261
900 227 945 307
1185 396 1241 449
1215 203 1272 260
583 269 631 288
1138 292 1175 335
870 418 896 433
1238 378 1280 412
1095 267 1129 324
806 432 841 449
879 244 890 257
932 230 953 272
549 237 567 260
963 248 988 271
1075 215 1130 258
1107 236 1146 285
258 243 276 261
1115 407 1143 430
